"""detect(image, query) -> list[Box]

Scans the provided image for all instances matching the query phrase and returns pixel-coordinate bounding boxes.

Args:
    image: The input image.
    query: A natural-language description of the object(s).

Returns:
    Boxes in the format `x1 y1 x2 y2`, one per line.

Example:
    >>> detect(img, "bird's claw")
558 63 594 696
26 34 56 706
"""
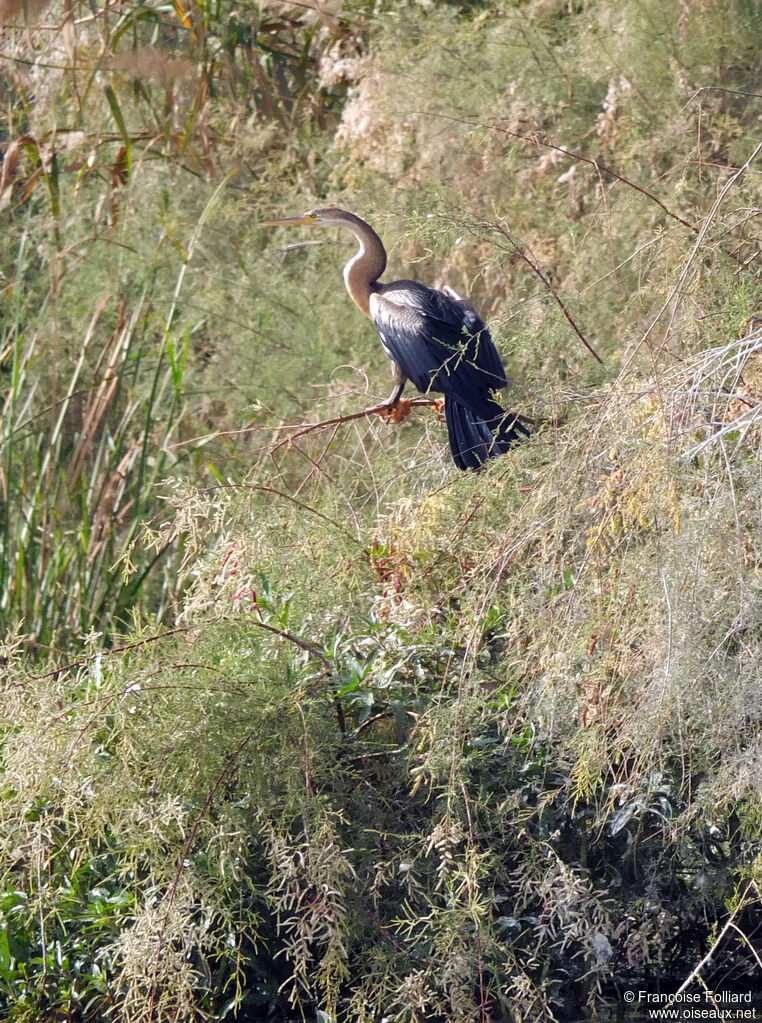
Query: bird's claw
376 399 414 424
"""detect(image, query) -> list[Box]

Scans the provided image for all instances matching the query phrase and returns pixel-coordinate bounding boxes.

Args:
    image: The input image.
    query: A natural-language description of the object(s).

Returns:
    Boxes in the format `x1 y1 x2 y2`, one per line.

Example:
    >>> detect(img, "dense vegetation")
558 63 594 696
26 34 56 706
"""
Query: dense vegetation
1 0 762 1019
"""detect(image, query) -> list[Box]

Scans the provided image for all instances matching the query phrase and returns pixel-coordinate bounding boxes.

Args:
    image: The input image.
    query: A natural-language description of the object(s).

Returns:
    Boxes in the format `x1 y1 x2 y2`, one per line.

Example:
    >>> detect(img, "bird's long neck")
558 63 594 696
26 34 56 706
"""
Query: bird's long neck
339 214 387 317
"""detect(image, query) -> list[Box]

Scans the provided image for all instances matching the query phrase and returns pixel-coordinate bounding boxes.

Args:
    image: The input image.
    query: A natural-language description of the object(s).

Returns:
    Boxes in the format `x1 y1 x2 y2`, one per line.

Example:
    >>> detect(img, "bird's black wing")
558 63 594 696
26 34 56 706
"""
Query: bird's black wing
370 281 508 406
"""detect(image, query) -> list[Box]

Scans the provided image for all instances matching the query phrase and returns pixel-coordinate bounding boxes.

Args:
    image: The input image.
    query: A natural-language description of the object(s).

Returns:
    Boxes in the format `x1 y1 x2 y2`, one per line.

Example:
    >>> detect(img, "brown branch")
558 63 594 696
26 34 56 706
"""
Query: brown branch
481 119 756 271
431 112 699 235
271 397 440 451
426 111 757 273
26 614 332 685
505 131 699 235
489 221 605 365
27 624 199 683
169 422 261 450
248 618 332 672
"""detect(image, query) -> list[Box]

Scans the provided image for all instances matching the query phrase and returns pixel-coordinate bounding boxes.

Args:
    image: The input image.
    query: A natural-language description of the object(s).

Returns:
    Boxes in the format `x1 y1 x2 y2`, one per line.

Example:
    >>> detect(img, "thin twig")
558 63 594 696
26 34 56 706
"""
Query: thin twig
673 881 757 996
623 137 762 373
461 779 489 1023
250 619 332 672
197 482 360 543
271 398 440 452
433 112 700 235
149 727 260 1018
728 920 762 971
27 625 199 683
26 613 331 686
488 221 605 365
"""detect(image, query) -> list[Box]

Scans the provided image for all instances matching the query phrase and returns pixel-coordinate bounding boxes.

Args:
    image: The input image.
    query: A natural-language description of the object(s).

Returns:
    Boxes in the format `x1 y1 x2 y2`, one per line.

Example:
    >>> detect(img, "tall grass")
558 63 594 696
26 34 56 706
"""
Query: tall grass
3 274 171 647
0 0 375 651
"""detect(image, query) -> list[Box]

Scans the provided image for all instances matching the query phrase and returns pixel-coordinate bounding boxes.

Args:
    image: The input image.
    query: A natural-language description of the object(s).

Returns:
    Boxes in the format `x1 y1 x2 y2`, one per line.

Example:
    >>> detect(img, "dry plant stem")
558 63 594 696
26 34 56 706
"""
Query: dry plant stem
169 423 264 450
672 881 757 997
289 436 341 496
270 397 440 452
27 625 199 683
148 727 260 1020
296 699 314 824
625 137 762 372
198 483 360 544
171 401 442 458
488 221 605 366
43 670 230 733
728 921 762 971
252 619 332 672
27 615 331 685
460 779 488 1023
438 113 700 235
593 160 620 291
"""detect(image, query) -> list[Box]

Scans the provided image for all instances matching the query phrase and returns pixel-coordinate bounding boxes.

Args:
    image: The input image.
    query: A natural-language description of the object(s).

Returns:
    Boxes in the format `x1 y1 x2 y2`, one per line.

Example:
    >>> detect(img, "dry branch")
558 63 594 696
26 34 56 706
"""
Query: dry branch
270 397 441 452
488 221 606 366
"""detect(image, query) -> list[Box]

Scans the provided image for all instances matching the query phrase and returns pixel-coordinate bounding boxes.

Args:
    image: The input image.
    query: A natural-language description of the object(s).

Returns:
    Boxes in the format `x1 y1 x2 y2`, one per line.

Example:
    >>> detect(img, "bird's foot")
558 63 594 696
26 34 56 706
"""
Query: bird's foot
432 398 445 422
376 399 414 424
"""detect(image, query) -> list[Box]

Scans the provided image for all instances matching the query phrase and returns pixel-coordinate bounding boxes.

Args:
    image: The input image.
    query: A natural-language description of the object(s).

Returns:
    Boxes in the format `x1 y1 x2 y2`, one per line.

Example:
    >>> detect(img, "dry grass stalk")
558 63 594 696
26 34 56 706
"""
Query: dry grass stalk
0 0 48 24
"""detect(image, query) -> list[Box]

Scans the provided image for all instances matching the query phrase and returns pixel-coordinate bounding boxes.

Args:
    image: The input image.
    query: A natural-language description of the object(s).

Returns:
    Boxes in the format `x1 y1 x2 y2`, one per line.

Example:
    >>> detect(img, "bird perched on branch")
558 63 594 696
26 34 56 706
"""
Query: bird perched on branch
263 207 529 470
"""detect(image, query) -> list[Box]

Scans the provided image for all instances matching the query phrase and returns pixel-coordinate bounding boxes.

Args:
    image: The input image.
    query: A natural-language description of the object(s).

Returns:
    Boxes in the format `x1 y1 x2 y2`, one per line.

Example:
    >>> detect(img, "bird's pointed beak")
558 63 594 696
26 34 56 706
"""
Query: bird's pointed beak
261 215 317 227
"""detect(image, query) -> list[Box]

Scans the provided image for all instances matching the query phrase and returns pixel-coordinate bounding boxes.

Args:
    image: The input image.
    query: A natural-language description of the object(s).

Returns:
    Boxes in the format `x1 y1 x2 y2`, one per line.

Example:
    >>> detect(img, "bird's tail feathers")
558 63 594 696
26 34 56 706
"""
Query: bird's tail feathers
444 398 529 470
